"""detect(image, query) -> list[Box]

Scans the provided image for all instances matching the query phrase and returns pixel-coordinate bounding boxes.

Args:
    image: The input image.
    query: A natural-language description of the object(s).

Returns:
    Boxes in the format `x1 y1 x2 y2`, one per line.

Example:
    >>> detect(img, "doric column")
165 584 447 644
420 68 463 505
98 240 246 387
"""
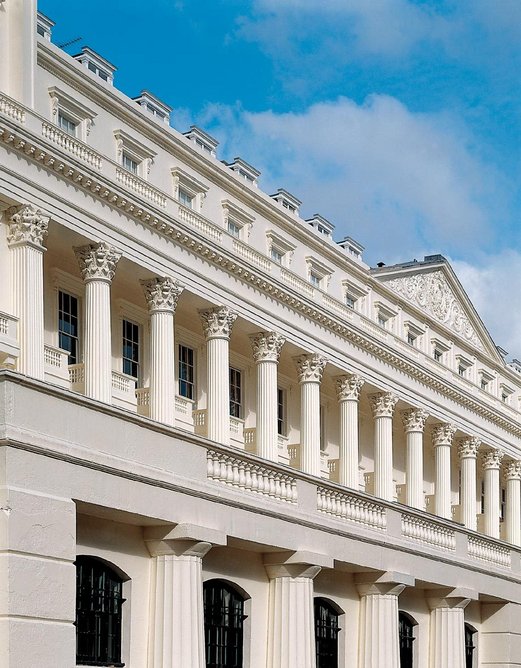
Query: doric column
250 332 285 462
369 392 398 501
141 277 183 426
145 525 226 668
482 449 503 539
356 573 412 668
199 306 237 444
294 353 327 476
427 591 473 668
264 551 332 668
504 460 521 546
457 436 480 531
401 407 428 509
335 374 364 489
431 423 456 519
75 242 121 402
6 204 49 379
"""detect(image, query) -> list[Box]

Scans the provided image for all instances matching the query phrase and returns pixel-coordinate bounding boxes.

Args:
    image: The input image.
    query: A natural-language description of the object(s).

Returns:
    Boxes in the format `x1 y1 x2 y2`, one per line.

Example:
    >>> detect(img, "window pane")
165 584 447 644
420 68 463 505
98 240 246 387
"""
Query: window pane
277 388 286 436
179 188 194 208
399 613 415 668
315 598 339 668
58 290 79 364
122 152 138 174
229 368 242 418
179 344 195 400
122 319 139 381
204 581 246 668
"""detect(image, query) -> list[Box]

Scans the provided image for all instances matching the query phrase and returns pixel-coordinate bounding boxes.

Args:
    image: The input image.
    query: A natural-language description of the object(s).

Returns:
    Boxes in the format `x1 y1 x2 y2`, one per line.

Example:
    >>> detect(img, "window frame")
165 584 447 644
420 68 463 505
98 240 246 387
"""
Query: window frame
398 611 417 668
306 256 333 292
121 318 141 384
58 289 81 365
172 167 209 213
178 343 196 401
465 623 477 668
277 387 287 437
222 199 255 242
314 597 342 668
49 86 96 142
266 230 296 268
229 366 243 419
203 579 248 668
114 129 156 180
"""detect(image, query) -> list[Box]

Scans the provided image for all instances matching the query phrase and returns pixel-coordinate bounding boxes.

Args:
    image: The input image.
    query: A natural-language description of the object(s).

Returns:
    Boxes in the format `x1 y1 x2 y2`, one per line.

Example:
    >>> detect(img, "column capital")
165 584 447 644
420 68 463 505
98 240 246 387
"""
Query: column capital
401 407 428 433
144 523 226 558
482 448 504 471
355 571 414 597
74 241 121 282
431 422 456 447
427 587 477 610
199 305 237 340
335 373 364 401
141 276 183 313
249 331 285 363
263 550 332 580
369 392 398 418
294 353 327 383
6 203 49 249
457 436 481 459
504 460 521 481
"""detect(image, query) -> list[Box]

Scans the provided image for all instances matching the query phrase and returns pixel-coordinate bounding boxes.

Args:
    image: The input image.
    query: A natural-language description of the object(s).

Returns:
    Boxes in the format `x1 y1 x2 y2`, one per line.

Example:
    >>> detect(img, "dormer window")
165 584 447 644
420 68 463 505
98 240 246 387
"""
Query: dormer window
172 167 209 213
222 200 255 241
37 12 55 41
270 189 301 215
266 231 296 268
133 91 172 124
114 130 156 180
306 257 333 292
73 47 116 85
307 214 335 240
226 158 260 186
183 126 219 157
338 236 365 263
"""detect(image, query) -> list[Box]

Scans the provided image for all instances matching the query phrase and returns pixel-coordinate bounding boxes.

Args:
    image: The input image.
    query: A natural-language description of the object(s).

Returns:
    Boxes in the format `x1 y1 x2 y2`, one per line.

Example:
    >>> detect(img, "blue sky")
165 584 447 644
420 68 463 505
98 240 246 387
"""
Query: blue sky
39 0 521 354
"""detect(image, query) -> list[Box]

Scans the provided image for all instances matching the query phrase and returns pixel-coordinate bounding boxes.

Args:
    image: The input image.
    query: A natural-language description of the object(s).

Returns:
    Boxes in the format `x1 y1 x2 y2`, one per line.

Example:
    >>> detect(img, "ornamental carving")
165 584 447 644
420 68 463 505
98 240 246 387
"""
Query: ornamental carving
504 460 521 481
401 407 428 433
431 423 456 447
140 276 183 313
335 374 364 401
199 306 237 340
385 271 483 351
74 242 121 282
6 204 49 248
294 353 327 383
482 449 504 470
250 332 285 363
457 436 481 459
369 392 398 418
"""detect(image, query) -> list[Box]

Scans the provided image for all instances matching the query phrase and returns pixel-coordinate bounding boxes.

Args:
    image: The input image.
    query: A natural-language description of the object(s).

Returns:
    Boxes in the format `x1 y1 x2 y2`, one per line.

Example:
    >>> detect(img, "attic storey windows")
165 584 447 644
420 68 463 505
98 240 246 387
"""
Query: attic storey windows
49 86 96 142
222 200 255 242
114 130 156 180
172 167 209 213
306 257 333 292
266 231 295 268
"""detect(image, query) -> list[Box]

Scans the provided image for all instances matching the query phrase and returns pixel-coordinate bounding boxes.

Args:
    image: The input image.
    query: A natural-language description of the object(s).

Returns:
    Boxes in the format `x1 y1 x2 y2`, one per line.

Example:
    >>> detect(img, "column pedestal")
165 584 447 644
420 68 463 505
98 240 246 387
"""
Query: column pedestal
369 393 398 501
482 449 503 539
431 423 456 519
401 407 428 509
294 354 327 477
504 461 521 546
457 437 480 530
335 374 364 489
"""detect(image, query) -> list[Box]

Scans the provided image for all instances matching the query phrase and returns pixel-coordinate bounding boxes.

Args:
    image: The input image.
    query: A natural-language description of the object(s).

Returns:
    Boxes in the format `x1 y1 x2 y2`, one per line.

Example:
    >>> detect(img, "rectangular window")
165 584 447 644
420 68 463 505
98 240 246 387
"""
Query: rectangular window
58 290 79 364
501 487 506 521
310 271 321 287
228 220 241 238
277 388 286 436
58 111 77 136
179 344 195 400
407 332 416 346
433 348 443 362
481 379 488 391
122 152 138 174
122 319 140 381
271 247 284 264
178 187 194 209
345 294 356 309
378 315 387 328
229 367 242 418
320 405 326 451
458 365 466 377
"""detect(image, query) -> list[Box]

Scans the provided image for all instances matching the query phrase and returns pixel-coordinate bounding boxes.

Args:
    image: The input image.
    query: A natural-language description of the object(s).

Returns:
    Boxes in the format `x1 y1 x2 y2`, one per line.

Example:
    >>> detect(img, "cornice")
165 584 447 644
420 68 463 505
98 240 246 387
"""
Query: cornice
2 118 521 442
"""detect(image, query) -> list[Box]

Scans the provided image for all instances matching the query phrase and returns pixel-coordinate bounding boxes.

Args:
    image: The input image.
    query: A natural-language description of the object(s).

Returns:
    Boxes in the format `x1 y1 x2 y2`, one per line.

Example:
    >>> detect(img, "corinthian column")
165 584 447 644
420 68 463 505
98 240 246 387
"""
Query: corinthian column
401 407 428 509
335 373 364 488
250 332 285 462
369 392 398 501
294 353 327 477
431 423 456 519
504 460 521 546
427 591 472 668
199 306 237 444
457 436 480 530
482 449 503 539
141 277 183 426
74 242 121 402
6 204 49 379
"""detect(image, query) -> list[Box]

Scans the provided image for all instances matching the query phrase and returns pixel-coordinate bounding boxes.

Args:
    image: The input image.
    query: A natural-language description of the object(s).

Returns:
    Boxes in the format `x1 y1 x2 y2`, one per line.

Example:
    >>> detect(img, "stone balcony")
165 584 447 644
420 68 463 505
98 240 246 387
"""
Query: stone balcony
0 311 19 369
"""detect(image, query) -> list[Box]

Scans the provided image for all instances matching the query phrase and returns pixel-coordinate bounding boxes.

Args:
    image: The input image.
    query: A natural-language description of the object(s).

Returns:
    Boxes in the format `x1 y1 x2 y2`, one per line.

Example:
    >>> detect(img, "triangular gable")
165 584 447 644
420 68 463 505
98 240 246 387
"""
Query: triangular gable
373 260 503 363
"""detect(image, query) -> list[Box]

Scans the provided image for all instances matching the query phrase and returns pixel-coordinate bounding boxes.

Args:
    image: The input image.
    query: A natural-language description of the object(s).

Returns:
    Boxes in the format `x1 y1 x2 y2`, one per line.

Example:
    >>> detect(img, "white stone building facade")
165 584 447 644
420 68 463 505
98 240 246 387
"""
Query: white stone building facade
0 2 521 667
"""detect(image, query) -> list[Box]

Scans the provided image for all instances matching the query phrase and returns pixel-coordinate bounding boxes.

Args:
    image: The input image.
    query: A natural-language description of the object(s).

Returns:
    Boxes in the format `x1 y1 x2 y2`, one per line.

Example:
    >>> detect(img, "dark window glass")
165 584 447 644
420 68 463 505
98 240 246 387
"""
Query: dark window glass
315 598 340 668
58 290 79 364
277 388 285 436
179 345 195 400
76 556 125 666
122 320 139 381
465 624 476 668
204 580 246 668
399 612 415 668
229 368 242 418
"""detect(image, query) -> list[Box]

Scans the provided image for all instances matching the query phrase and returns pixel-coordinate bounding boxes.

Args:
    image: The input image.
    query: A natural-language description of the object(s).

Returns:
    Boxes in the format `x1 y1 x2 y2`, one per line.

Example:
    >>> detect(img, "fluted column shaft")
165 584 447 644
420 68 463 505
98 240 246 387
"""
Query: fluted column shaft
457 437 480 530
357 582 405 668
428 595 470 668
370 393 398 502
431 423 456 519
504 461 521 546
483 449 503 539
402 408 428 509
75 242 121 403
294 354 327 477
265 563 321 668
200 307 237 445
336 374 364 488
141 277 183 426
6 204 49 379
250 332 285 461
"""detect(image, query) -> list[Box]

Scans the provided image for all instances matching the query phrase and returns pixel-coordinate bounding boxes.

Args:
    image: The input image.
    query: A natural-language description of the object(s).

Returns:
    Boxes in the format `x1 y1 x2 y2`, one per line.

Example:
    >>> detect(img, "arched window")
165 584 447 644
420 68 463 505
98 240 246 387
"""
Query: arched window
203 580 247 668
76 556 125 666
399 612 416 668
314 597 341 668
465 624 477 668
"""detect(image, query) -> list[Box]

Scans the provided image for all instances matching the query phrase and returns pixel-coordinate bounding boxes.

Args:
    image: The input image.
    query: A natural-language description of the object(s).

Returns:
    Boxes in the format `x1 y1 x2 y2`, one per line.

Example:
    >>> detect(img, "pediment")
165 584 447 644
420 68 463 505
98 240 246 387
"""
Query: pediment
376 265 500 360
